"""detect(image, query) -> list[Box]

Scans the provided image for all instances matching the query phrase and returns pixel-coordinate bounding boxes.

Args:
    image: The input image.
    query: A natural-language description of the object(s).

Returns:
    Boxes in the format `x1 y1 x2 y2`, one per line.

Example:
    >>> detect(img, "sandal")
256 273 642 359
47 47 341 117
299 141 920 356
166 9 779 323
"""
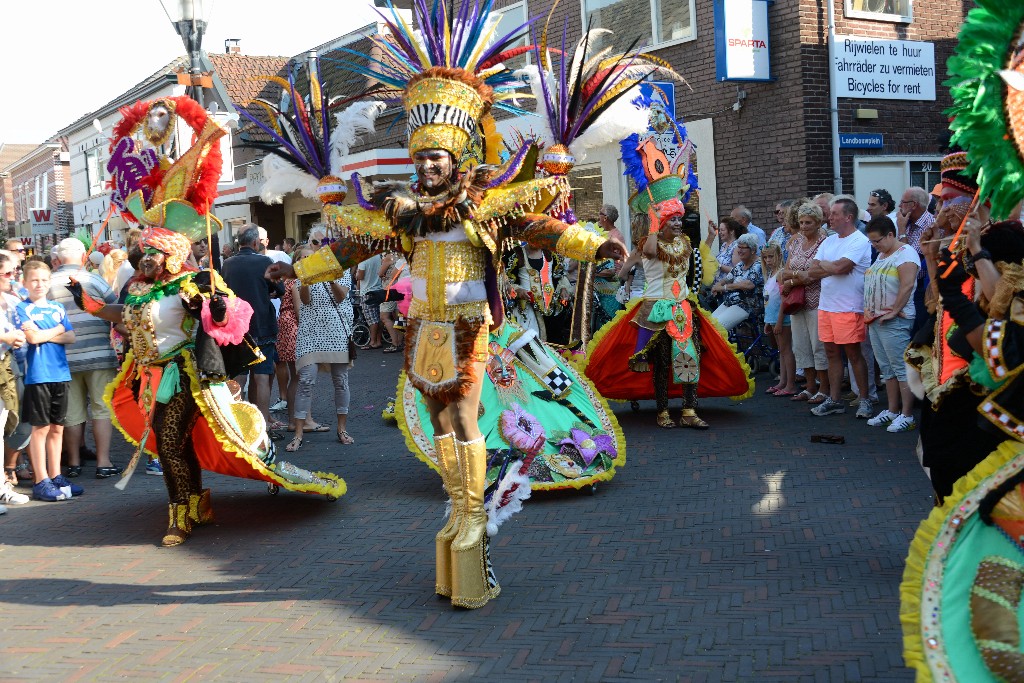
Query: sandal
304 422 330 433
790 390 813 402
807 392 828 405
337 430 355 445
268 420 289 430
656 410 675 429
765 386 783 395
285 436 303 452
4 467 16 487
66 465 83 478
679 411 710 430
774 390 798 397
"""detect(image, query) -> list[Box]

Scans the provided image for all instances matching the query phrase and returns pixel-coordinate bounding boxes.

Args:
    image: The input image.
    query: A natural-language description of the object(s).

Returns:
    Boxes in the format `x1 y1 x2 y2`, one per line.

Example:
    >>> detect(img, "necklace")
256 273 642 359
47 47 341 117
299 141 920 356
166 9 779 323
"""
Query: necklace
125 275 190 306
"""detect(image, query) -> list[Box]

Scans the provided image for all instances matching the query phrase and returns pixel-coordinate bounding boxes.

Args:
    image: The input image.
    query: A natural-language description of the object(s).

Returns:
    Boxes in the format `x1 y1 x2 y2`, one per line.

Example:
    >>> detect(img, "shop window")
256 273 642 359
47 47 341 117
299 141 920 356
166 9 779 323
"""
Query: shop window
582 0 695 54
845 0 911 24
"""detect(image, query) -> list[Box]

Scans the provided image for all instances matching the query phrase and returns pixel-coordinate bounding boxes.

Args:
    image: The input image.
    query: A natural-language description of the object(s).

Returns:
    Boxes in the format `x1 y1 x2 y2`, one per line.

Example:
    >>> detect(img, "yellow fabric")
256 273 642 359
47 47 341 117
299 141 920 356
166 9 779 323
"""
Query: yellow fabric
323 204 396 241
555 225 604 263
475 177 568 224
294 245 347 285
410 321 459 388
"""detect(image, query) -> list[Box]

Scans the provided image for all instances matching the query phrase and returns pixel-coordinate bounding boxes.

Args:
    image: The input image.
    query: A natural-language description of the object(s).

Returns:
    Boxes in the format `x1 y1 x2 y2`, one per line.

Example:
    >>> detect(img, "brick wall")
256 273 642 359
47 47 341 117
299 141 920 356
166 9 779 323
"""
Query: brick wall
8 145 73 238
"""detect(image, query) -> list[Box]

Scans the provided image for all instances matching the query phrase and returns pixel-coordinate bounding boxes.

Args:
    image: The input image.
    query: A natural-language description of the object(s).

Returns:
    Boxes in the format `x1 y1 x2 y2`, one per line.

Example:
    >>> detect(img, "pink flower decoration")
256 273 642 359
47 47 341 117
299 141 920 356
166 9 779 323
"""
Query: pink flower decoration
559 427 616 467
499 403 545 454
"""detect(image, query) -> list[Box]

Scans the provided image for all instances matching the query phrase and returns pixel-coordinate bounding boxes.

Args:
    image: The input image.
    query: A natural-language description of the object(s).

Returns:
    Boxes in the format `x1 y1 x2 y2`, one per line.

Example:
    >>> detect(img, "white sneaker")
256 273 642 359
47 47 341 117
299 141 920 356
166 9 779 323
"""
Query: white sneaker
866 409 898 427
270 400 288 411
0 503 6 514
0 480 29 504
887 414 918 433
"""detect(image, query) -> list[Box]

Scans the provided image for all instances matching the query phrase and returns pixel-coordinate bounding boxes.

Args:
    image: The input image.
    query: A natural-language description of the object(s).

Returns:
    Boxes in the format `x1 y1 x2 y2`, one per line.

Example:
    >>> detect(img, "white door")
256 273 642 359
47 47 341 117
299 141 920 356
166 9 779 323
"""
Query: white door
853 158 906 213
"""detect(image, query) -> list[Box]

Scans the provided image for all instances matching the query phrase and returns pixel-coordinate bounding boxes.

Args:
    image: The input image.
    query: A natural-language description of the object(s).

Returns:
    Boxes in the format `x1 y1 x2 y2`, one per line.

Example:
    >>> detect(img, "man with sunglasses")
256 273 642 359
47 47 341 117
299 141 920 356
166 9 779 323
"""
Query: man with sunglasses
866 189 898 226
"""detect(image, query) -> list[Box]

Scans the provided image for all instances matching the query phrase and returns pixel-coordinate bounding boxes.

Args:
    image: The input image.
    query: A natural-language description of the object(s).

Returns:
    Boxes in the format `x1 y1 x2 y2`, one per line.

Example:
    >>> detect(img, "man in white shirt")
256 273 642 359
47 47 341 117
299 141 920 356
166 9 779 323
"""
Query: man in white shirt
805 197 873 418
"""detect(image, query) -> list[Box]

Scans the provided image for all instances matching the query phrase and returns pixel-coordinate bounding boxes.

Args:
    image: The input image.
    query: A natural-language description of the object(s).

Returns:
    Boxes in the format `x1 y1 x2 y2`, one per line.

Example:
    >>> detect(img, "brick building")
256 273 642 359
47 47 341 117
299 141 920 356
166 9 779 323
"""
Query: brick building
58 48 289 247
2 142 72 249
458 0 964 230
0 143 37 236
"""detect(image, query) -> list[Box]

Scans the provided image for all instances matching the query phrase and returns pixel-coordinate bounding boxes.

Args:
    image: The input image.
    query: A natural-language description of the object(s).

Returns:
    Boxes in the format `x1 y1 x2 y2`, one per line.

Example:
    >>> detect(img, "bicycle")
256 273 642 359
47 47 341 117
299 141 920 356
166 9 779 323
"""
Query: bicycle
350 287 393 349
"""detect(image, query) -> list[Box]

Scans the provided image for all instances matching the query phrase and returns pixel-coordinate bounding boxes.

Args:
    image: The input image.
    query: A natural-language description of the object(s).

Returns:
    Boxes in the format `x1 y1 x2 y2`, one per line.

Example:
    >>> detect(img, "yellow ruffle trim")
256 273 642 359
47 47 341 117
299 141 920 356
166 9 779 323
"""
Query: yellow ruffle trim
393 369 629 492
323 204 395 241
105 350 346 498
103 356 156 458
576 298 755 402
899 439 1024 682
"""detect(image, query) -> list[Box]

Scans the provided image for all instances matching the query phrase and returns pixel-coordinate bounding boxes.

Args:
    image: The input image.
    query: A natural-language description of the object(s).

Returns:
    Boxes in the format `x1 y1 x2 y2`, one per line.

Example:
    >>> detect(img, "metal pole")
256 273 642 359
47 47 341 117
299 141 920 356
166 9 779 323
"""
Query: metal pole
826 0 842 194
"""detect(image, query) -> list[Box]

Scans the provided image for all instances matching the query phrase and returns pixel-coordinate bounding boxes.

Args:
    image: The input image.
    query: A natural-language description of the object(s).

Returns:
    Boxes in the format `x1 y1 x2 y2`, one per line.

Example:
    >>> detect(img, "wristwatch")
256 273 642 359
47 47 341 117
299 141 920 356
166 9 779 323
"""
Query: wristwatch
970 248 992 262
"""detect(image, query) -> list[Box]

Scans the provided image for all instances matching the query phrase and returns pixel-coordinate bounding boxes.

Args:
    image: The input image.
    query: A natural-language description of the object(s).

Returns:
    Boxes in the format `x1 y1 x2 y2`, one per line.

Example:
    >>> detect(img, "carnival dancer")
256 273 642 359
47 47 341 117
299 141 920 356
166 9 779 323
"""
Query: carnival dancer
68 96 345 548
249 0 696 608
900 3 1024 679
579 116 753 428
502 244 573 345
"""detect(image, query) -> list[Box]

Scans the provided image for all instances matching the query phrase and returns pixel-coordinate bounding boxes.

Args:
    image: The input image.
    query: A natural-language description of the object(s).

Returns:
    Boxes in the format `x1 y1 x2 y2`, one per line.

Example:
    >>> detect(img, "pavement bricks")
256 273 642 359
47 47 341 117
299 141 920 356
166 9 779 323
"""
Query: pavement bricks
0 351 932 681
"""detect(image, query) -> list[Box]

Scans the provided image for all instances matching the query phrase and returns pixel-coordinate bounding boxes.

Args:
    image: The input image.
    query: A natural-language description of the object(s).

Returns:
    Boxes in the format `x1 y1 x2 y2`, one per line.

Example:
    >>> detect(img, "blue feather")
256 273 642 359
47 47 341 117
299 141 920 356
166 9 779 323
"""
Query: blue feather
620 133 647 192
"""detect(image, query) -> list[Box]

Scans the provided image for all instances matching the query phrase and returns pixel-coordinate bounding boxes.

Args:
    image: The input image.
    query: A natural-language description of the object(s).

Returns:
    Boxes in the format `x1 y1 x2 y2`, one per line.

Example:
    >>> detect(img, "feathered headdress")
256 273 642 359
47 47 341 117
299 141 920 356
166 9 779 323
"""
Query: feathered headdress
620 100 699 231
107 96 225 240
946 0 1024 220
236 59 385 206
520 15 685 174
333 0 536 162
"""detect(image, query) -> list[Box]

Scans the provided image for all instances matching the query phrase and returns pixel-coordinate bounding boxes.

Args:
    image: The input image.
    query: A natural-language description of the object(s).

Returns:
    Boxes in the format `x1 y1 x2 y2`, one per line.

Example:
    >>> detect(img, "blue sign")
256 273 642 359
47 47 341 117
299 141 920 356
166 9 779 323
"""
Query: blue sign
839 133 884 149
638 81 676 129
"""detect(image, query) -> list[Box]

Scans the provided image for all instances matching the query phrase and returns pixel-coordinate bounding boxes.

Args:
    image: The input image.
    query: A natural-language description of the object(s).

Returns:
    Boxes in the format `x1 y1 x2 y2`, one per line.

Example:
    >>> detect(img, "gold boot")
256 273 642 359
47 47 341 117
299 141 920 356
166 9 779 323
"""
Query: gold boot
187 489 214 526
162 503 192 547
433 433 460 598
451 436 500 609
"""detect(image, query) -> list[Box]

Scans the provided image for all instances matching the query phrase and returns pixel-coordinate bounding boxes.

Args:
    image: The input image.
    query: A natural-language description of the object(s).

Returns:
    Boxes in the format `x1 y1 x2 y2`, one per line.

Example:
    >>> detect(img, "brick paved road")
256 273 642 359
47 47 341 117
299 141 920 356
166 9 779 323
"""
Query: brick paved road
0 352 932 682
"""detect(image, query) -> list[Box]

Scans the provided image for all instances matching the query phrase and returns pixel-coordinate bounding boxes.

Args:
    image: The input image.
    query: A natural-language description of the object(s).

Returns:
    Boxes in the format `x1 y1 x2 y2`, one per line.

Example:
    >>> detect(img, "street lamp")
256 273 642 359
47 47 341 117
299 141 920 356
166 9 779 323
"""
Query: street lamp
159 0 215 101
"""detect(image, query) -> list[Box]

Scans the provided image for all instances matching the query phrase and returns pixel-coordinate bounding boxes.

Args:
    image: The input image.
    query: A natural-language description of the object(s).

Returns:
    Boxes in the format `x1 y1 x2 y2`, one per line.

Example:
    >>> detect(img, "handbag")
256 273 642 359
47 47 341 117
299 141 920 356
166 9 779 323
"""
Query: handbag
321 282 357 361
363 262 407 306
781 285 806 314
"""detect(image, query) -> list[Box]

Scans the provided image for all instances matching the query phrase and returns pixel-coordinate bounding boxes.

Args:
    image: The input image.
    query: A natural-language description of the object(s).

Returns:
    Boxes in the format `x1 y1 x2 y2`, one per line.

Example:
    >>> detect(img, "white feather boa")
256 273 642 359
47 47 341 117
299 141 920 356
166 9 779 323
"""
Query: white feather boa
259 154 319 204
329 101 386 174
568 86 649 162
484 461 532 536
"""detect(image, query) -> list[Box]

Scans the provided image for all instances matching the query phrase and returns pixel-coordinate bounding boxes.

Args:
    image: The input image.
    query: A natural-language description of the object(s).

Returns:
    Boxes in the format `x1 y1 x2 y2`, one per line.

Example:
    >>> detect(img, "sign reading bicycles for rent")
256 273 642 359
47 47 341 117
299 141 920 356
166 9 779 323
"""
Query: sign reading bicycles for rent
831 36 935 100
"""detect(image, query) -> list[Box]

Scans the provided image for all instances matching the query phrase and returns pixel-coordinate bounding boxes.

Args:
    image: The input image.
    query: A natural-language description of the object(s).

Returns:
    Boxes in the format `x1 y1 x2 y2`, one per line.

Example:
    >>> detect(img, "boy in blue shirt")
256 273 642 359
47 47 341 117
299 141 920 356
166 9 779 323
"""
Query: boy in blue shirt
16 260 78 502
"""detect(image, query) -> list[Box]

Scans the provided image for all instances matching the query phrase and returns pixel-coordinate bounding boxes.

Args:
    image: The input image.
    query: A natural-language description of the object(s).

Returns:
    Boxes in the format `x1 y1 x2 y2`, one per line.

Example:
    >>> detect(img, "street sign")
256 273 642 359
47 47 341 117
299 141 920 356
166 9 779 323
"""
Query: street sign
839 133 884 149
29 208 55 235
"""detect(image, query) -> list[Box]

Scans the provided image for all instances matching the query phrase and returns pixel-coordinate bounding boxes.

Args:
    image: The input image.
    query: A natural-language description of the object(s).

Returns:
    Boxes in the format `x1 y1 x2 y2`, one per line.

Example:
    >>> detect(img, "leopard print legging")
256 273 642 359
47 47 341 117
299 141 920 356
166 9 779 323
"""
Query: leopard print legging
151 378 203 504
650 330 699 413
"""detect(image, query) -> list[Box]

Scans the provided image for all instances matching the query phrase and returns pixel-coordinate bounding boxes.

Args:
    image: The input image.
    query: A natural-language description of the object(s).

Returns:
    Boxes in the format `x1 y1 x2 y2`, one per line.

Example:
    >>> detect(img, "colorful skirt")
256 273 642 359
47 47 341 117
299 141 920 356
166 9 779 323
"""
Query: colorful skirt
396 320 626 492
580 297 754 401
105 349 346 498
900 439 1024 682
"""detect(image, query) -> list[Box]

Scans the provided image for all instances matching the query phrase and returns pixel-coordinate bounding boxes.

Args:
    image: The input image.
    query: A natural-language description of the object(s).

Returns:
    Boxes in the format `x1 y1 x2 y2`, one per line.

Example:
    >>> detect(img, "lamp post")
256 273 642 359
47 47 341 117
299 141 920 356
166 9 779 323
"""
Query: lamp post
159 0 214 102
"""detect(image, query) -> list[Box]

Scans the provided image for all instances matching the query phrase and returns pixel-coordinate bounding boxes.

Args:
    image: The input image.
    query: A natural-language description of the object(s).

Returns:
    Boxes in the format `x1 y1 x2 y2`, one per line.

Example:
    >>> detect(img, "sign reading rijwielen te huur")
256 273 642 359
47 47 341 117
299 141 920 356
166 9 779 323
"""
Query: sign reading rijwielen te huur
831 36 935 101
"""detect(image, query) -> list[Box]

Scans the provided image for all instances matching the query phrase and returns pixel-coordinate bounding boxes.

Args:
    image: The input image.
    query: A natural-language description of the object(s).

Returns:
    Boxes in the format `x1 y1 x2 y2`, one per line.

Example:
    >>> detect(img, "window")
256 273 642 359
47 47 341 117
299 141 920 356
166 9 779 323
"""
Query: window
845 0 911 23
85 147 104 196
568 164 604 222
582 0 695 54
909 160 939 193
493 1 530 69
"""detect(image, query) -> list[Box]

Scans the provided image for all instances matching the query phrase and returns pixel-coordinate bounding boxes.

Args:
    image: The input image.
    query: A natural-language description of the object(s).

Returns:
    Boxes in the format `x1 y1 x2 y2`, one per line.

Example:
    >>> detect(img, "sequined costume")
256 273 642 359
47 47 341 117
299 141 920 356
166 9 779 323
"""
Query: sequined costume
502 245 574 345
900 6 1024 678
581 232 753 422
396 319 625 494
77 95 344 548
244 0 679 609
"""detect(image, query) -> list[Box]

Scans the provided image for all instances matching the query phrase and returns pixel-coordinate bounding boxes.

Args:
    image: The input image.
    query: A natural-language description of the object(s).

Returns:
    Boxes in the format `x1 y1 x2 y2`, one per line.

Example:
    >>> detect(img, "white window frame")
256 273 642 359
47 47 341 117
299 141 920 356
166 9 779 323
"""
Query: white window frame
84 146 104 197
580 0 697 53
494 1 531 66
844 0 912 24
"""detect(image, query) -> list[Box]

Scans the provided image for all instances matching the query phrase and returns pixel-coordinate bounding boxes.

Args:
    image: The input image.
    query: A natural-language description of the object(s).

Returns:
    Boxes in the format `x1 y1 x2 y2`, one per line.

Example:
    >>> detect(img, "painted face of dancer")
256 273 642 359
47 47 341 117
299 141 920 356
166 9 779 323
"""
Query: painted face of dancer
662 214 683 239
139 248 167 280
414 149 453 193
